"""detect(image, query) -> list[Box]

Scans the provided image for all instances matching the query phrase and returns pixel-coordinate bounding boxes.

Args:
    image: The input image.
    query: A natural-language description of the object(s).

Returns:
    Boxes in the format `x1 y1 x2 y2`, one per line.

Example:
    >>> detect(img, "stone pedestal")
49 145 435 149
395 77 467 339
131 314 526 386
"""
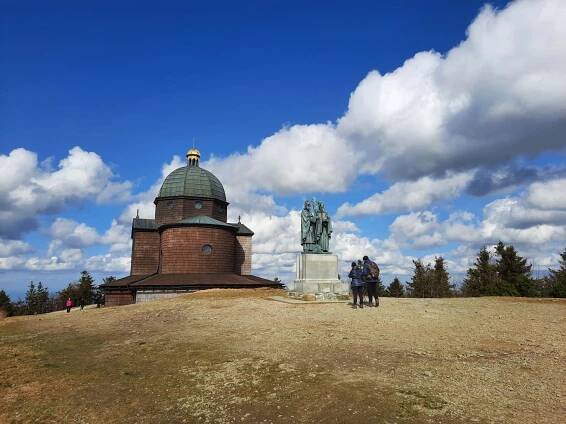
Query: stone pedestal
292 253 349 300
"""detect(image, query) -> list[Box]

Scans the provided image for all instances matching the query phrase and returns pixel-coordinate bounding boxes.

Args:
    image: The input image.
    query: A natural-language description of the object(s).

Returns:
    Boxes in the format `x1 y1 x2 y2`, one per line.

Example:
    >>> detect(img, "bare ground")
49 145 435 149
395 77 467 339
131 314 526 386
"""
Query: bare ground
0 289 565 423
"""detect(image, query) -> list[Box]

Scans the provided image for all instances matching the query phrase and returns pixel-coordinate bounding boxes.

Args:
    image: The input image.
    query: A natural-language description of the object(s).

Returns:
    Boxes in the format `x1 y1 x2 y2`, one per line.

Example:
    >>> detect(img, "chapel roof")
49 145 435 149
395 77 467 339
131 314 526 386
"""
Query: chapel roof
156 148 226 202
131 216 254 235
102 273 281 289
176 215 235 228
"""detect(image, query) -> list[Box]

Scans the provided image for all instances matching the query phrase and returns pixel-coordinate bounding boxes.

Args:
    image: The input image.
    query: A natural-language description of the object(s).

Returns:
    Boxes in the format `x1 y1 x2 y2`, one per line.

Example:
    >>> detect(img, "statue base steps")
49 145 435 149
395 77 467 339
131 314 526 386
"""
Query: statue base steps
292 253 349 301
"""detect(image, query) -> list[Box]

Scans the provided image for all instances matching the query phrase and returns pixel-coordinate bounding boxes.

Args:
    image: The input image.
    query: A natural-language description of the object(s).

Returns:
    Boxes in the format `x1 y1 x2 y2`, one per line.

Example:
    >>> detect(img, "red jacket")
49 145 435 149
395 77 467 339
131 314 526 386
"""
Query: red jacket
65 299 73 307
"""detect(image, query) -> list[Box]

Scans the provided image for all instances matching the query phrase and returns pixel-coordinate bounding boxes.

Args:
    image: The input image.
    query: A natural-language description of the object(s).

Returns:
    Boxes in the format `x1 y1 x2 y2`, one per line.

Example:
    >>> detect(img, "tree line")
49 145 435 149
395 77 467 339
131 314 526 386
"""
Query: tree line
0 271 116 317
372 243 566 298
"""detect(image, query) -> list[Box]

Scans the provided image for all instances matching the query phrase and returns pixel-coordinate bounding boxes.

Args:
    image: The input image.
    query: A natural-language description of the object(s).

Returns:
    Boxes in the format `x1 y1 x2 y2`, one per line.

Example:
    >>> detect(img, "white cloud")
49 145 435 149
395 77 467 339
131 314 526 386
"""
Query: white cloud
0 154 182 273
205 124 358 196
96 181 133 204
0 146 133 238
387 176 566 252
0 238 32 271
389 211 446 249
100 220 131 254
0 239 32 257
25 254 79 271
338 172 472 217
47 217 131 253
49 218 100 248
0 148 38 194
483 197 566 229
525 178 566 210
337 0 566 180
0 256 26 270
85 254 130 273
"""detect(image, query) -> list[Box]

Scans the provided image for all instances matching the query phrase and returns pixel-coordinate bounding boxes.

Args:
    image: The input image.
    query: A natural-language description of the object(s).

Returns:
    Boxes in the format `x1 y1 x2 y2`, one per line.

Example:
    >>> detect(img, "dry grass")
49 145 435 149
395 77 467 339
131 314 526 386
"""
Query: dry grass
0 289 565 423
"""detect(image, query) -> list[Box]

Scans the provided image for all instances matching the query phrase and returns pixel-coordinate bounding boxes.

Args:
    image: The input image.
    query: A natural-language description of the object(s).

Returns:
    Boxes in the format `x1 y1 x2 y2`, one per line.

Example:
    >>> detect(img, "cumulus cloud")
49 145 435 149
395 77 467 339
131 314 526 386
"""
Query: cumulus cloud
0 154 190 274
24 248 83 271
337 172 472 217
389 211 445 249
0 147 133 238
0 238 32 270
338 0 566 180
388 176 566 252
1 217 134 273
49 218 100 248
525 178 566 210
0 239 32 257
0 257 26 271
205 124 358 197
85 254 130 273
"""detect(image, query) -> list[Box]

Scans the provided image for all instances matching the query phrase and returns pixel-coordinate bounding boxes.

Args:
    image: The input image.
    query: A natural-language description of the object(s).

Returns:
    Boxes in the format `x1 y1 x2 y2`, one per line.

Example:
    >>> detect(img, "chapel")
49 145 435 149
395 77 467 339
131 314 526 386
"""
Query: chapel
103 148 280 305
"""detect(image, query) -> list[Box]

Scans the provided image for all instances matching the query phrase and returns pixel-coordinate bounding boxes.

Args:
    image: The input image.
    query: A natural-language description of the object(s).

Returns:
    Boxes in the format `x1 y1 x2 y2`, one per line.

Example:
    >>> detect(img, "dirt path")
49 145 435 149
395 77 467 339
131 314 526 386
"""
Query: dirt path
1 289 565 423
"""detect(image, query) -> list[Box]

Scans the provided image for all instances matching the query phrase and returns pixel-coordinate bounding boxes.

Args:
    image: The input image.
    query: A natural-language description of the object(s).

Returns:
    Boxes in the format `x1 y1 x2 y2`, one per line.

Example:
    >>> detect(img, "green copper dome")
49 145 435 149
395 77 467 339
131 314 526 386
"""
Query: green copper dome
157 165 226 202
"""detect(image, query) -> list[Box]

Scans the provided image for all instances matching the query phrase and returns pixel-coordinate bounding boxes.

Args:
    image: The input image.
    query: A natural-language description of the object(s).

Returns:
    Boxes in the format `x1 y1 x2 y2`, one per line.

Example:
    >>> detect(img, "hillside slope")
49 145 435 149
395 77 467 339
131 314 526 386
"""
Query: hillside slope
1 289 565 423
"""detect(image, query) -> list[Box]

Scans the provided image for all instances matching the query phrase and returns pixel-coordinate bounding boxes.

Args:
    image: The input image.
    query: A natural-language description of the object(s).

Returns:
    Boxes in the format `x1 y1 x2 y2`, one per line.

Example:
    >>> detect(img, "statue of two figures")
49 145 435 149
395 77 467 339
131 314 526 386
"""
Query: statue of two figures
301 199 333 253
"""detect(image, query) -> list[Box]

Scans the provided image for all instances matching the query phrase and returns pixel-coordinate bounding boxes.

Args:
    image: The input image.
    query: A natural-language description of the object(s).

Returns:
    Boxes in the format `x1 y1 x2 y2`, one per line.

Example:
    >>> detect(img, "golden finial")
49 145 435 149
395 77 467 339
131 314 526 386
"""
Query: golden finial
186 147 201 167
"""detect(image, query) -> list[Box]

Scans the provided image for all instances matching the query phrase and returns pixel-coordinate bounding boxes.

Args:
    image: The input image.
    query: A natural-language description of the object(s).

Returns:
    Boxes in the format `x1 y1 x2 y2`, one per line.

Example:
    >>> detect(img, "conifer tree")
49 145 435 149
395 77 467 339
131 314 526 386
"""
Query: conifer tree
36 282 49 313
462 247 499 296
25 281 37 314
24 281 50 314
547 249 566 297
494 242 535 296
0 290 14 317
432 256 453 297
407 260 433 297
387 277 405 297
78 270 95 304
102 276 116 284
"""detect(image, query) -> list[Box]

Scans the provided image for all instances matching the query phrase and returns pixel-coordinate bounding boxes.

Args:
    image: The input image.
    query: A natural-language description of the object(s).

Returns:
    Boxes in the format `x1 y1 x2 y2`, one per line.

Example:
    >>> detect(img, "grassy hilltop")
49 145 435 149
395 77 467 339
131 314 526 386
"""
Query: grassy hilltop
1 289 565 423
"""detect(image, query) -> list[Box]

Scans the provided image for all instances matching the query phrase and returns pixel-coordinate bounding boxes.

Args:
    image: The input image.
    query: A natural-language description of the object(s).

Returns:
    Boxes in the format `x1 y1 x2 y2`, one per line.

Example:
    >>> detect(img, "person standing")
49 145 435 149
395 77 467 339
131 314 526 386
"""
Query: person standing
79 298 85 311
362 255 381 307
349 261 365 309
65 297 73 313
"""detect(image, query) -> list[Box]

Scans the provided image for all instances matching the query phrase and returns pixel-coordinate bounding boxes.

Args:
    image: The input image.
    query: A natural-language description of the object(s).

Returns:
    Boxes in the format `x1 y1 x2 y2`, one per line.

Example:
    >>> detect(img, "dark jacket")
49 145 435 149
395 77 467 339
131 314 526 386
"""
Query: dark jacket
349 266 364 287
362 259 379 283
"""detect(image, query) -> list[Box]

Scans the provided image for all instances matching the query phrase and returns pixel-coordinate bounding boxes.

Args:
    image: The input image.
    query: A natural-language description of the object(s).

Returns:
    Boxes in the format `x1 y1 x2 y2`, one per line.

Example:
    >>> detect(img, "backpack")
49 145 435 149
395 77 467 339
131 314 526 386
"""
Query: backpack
367 261 380 280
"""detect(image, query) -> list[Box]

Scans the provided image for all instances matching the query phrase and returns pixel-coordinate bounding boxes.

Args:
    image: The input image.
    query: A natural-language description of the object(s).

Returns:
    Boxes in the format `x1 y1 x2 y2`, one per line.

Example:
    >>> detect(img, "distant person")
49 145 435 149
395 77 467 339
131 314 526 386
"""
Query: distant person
349 261 365 309
79 298 85 311
65 298 73 313
362 255 380 307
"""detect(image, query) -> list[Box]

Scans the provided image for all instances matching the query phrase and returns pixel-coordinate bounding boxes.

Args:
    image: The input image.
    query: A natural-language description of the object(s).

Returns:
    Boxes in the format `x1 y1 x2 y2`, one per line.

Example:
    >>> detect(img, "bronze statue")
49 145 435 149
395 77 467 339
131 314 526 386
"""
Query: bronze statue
301 199 333 253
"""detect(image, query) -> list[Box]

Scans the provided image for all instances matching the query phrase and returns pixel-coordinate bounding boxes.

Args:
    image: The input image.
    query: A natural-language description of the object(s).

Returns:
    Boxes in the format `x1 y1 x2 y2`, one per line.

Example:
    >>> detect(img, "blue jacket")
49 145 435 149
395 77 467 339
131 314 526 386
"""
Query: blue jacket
362 259 378 283
349 266 364 287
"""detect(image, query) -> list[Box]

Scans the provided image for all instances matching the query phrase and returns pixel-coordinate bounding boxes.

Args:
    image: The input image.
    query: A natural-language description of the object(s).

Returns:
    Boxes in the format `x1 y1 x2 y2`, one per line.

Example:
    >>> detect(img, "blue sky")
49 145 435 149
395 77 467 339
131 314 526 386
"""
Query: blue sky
1 0 565 299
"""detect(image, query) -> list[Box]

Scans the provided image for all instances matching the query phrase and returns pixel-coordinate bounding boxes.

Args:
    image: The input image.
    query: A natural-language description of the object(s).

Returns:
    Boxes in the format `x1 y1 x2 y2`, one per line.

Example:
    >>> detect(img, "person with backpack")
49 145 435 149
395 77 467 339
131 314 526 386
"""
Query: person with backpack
348 261 365 309
362 255 380 307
